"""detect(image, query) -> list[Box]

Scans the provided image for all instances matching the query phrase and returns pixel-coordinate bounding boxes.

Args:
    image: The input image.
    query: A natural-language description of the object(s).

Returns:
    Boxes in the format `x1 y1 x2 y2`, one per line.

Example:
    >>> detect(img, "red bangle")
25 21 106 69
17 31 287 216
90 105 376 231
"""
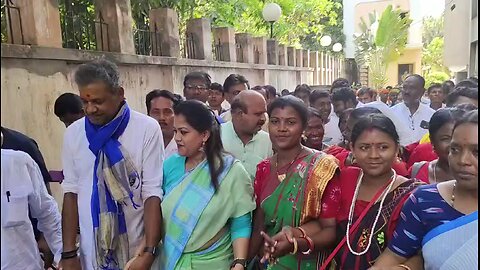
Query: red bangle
296 227 314 255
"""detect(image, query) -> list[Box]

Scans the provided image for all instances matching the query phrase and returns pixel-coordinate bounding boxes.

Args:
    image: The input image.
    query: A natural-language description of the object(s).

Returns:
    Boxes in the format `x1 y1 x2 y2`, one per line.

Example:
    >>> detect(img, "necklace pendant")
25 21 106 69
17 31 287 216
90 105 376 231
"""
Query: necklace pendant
278 174 286 182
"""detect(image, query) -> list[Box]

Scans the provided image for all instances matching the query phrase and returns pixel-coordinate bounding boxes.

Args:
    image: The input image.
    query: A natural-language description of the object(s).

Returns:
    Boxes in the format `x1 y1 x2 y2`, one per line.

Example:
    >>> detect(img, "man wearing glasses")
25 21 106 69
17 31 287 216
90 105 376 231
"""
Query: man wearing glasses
182 71 212 103
146 89 182 159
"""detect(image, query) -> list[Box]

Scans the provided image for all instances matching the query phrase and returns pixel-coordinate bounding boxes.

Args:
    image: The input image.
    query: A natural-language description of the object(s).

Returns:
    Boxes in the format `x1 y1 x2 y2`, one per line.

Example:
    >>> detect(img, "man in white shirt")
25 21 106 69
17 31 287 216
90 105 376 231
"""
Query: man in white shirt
309 90 343 146
331 87 361 117
391 74 435 144
146 89 180 160
219 74 250 122
60 60 164 270
220 90 273 180
1 132 62 270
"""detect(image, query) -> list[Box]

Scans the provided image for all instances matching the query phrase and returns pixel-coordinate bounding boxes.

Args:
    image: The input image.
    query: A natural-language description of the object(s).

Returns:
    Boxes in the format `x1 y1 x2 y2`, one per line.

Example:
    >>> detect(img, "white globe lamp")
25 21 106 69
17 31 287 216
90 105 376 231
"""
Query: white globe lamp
320 35 332 47
332 42 343 52
263 3 282 38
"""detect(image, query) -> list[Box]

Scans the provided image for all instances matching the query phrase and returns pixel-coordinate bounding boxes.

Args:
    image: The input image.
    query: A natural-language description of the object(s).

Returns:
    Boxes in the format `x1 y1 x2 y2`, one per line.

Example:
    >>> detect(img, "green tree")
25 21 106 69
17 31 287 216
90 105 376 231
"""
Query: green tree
422 16 443 46
354 5 412 89
421 16 450 85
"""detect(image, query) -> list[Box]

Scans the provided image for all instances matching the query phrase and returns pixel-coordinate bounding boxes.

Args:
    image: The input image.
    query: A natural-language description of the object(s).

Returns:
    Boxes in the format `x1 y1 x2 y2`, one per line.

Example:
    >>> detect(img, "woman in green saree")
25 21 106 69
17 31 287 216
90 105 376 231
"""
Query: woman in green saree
248 96 340 269
159 100 256 270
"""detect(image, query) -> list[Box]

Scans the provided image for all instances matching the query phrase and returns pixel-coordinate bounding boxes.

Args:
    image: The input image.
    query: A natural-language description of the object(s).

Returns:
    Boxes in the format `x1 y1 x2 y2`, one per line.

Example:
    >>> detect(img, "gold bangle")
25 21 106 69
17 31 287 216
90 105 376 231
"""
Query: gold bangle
289 237 298 255
398 264 412 270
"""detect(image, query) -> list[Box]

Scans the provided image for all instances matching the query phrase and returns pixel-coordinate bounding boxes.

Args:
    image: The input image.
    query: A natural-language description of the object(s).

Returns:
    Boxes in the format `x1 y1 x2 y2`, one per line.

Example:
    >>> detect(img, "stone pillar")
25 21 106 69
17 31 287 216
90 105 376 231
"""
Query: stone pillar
149 8 180 57
95 0 135 53
278 45 287 66
267 39 278 65
320 52 326 85
303 49 310 68
295 49 303 67
310 51 319 85
252 37 267 64
212 27 236 62
287 46 296 66
235 33 254 64
11 0 62 47
186 18 213 60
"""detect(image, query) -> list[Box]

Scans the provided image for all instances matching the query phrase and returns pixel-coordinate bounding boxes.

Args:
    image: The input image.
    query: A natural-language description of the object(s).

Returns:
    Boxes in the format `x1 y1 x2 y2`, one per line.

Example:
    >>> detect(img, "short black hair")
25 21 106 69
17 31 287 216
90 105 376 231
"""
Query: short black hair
308 107 323 120
456 79 478 88
74 59 120 92
251 85 264 91
210 82 224 93
183 71 212 88
309 90 330 104
351 113 399 146
446 87 478 107
145 89 181 113
350 107 382 121
405 74 426 88
54 93 83 117
264 85 277 98
294 84 312 96
332 87 357 104
357 87 374 97
223 74 249 93
331 78 350 92
268 95 309 128
427 83 444 94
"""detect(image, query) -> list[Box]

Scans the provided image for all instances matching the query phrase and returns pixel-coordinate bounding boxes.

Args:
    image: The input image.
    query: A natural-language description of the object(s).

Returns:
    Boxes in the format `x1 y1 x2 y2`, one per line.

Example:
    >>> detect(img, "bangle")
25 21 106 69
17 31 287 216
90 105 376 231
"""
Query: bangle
301 235 314 255
398 264 412 270
289 237 298 255
230 258 247 268
61 248 78 260
296 227 314 255
297 226 307 238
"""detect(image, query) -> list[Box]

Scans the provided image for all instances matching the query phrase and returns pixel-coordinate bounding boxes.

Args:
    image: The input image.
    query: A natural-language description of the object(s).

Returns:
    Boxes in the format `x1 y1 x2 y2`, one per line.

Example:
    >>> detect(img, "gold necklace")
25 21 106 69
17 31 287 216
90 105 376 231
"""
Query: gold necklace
275 147 304 182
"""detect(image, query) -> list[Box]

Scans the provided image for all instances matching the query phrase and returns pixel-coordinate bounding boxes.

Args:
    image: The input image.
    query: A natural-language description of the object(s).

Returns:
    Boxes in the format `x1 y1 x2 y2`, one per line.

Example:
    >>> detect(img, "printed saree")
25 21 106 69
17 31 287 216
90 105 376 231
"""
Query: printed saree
329 167 423 270
254 151 339 269
422 211 478 270
160 154 256 270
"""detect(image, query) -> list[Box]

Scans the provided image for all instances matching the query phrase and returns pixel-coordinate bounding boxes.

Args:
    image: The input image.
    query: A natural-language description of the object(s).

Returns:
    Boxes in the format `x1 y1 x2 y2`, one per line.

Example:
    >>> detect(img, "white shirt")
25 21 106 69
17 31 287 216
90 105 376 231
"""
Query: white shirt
359 101 412 146
391 102 435 145
324 111 343 146
1 149 62 270
61 110 164 270
164 138 178 160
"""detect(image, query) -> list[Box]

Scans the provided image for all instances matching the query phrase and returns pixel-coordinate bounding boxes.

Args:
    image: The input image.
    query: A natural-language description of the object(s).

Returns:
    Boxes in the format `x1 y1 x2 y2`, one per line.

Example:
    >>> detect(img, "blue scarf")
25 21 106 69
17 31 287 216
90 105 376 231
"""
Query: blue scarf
85 101 139 270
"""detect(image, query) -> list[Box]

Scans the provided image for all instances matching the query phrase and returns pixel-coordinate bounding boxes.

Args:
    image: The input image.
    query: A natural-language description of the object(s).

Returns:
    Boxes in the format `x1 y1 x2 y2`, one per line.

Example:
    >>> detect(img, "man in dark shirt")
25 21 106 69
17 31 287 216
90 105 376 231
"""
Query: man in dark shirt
1 126 54 268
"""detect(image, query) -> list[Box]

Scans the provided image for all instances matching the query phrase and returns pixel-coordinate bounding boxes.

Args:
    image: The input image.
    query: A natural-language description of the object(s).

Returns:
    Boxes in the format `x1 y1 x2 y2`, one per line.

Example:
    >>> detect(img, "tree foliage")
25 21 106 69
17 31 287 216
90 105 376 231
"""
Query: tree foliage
421 16 450 85
354 5 411 89
129 0 344 53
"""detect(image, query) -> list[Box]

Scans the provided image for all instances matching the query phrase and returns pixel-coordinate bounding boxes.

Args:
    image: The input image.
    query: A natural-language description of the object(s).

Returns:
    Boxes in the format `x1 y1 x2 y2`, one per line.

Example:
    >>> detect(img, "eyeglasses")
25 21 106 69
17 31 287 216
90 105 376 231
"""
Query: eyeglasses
185 85 209 91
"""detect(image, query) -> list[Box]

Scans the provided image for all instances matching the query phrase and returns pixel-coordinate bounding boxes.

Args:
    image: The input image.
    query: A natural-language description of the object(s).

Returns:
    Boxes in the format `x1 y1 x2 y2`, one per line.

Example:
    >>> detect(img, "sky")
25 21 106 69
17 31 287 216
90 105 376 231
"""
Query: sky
418 0 446 18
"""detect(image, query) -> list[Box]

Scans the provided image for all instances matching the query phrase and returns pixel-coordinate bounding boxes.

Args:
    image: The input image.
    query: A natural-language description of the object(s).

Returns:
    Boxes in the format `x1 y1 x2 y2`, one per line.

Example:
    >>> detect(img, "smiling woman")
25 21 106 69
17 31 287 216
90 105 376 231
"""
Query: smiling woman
318 114 424 270
248 96 340 270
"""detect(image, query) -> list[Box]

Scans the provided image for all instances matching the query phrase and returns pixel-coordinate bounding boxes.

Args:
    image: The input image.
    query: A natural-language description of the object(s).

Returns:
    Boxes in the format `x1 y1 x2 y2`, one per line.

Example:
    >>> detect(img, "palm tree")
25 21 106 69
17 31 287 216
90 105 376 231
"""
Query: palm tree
354 5 412 89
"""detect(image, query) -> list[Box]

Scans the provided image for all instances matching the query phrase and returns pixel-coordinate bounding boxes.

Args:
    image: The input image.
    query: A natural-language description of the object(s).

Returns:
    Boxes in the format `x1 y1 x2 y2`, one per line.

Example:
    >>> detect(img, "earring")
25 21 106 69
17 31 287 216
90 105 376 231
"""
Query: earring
199 141 206 152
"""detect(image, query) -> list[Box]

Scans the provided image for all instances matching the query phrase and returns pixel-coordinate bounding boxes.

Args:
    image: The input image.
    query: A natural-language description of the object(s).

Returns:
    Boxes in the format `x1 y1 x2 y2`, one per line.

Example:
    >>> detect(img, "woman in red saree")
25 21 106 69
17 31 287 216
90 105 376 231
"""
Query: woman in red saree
324 107 409 176
319 113 424 269
248 96 339 269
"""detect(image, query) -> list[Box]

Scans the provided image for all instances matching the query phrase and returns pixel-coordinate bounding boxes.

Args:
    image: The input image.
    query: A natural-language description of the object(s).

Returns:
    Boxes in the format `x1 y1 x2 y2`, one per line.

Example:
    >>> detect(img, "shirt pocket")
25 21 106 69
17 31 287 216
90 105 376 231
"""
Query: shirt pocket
2 188 29 228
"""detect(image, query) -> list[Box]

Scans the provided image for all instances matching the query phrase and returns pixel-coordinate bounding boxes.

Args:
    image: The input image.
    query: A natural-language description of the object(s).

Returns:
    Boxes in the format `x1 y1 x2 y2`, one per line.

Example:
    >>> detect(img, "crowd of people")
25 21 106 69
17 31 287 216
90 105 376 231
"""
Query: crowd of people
1 58 478 270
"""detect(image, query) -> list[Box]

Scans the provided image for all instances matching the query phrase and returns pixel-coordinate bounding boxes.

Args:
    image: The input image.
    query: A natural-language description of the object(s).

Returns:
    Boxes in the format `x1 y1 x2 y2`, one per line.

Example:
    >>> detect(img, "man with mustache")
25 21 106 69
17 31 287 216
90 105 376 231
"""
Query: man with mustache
220 90 273 180
146 89 181 159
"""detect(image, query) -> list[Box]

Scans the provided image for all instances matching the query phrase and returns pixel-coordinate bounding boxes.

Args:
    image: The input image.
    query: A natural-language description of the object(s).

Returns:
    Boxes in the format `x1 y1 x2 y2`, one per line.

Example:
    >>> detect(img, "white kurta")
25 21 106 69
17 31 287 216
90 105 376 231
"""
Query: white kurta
1 149 62 270
164 138 178 160
390 102 435 145
61 110 164 270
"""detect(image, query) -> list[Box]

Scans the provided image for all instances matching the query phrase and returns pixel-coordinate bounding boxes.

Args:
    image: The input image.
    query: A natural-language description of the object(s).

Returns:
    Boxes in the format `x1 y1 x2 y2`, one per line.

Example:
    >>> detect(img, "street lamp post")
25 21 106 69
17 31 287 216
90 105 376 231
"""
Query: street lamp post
262 3 282 39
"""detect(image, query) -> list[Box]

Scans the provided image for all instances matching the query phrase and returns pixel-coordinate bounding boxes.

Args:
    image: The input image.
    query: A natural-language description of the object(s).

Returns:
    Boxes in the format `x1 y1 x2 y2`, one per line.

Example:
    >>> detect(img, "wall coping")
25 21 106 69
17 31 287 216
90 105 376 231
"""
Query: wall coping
1 44 313 72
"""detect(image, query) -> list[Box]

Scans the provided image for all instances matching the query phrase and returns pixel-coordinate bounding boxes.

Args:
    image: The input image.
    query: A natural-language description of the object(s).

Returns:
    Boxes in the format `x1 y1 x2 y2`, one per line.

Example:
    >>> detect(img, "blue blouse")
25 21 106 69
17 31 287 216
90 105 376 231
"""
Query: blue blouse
388 184 464 258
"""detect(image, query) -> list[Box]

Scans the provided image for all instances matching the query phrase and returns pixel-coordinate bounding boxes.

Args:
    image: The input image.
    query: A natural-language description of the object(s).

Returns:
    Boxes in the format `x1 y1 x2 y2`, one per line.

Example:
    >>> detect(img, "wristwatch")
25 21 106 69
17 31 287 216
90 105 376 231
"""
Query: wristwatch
230 258 247 268
143 246 159 257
